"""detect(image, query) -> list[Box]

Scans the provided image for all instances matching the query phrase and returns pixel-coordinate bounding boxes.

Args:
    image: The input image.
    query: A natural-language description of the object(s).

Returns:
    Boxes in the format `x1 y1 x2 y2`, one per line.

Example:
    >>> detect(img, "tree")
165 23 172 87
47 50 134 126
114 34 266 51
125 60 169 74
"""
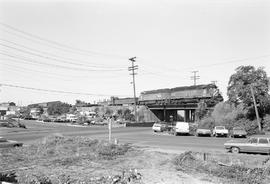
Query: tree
227 66 270 119
122 108 135 121
195 101 208 120
19 106 30 118
9 102 16 106
210 102 246 130
69 105 77 114
104 107 113 117
75 99 91 107
47 102 71 116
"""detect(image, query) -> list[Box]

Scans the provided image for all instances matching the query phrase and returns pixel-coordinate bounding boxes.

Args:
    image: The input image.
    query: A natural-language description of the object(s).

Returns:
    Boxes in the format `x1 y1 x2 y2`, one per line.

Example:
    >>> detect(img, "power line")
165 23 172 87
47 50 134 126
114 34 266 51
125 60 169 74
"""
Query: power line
0 51 126 72
1 65 73 82
0 22 128 59
0 43 126 71
0 59 126 79
0 39 126 69
191 71 200 86
0 83 129 97
139 54 270 75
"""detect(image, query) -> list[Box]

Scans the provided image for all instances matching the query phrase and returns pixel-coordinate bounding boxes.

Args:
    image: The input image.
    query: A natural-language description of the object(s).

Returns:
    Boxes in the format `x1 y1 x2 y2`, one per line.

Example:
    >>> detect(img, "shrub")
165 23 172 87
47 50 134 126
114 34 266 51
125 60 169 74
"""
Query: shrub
173 151 270 184
262 114 270 131
234 118 262 135
197 116 215 129
96 142 131 160
195 101 208 120
211 102 246 130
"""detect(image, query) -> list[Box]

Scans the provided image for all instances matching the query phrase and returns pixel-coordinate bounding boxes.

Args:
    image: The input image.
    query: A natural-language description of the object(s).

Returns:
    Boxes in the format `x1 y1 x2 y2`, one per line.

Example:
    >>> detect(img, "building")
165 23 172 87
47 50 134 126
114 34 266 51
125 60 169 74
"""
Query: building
0 102 19 118
28 101 61 117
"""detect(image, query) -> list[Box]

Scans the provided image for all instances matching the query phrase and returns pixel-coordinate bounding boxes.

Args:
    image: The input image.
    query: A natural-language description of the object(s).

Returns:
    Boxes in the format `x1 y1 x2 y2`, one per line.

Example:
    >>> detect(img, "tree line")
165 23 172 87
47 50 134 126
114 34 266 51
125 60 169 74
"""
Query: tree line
196 65 270 134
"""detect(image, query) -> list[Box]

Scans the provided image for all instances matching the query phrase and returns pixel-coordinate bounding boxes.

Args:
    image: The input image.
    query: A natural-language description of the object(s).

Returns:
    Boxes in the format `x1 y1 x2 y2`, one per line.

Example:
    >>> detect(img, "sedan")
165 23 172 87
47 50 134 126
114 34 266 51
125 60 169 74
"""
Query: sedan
231 127 247 138
0 137 23 148
224 136 270 154
152 122 167 132
196 128 212 137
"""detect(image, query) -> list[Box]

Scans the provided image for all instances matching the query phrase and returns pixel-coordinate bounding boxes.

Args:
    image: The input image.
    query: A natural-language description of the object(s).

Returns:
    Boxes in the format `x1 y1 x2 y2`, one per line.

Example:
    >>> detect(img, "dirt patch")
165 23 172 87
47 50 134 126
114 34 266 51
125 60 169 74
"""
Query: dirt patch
0 135 215 184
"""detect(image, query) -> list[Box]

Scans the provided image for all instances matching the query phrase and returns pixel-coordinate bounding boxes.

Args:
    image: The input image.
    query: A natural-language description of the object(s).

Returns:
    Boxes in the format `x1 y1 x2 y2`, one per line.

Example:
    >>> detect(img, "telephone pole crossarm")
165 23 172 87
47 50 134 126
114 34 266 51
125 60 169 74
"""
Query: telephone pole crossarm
191 71 200 86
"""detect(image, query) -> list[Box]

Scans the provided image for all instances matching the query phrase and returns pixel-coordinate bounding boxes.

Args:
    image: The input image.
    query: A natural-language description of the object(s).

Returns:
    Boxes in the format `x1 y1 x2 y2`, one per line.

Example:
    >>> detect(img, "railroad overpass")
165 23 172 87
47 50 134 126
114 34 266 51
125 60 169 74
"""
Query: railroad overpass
138 84 223 122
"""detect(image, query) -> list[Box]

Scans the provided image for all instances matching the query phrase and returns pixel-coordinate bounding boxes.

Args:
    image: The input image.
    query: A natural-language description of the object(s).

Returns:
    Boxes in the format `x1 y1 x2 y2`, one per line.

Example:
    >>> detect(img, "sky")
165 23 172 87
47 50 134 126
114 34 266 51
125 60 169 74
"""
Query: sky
0 0 270 105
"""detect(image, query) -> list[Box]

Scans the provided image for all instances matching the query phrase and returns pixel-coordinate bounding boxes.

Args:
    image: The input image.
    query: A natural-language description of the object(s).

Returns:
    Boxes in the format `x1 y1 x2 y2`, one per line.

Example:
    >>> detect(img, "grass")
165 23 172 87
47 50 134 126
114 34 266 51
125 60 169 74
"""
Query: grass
0 134 133 183
173 151 270 184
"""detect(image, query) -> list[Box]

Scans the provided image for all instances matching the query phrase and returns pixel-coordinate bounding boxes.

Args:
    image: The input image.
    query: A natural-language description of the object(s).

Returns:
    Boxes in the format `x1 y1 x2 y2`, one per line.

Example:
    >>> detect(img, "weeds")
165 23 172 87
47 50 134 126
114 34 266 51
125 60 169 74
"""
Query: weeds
173 151 270 184
0 135 133 183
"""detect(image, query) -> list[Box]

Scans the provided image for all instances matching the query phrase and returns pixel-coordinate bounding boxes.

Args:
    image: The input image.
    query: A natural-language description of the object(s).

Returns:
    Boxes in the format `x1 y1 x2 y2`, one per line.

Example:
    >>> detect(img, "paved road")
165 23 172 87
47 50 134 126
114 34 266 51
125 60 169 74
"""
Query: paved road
0 120 232 153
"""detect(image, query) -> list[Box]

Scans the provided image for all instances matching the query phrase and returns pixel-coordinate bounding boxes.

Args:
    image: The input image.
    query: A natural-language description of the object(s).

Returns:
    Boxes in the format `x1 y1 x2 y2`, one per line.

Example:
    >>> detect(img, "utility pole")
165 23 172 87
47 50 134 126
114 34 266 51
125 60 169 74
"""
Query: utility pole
128 57 138 122
191 71 200 86
250 84 261 132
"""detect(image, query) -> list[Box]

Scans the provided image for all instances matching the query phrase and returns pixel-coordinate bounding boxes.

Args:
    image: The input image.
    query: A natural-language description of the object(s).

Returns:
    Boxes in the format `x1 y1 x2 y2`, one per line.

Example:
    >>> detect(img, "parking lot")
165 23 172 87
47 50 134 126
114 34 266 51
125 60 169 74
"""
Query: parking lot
0 120 237 153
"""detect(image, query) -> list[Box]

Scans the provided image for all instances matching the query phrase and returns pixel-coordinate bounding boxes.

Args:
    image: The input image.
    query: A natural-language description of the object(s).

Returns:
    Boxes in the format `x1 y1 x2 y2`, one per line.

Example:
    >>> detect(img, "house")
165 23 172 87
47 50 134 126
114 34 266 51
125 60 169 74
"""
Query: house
76 106 96 117
66 114 77 122
30 108 41 119
0 102 20 118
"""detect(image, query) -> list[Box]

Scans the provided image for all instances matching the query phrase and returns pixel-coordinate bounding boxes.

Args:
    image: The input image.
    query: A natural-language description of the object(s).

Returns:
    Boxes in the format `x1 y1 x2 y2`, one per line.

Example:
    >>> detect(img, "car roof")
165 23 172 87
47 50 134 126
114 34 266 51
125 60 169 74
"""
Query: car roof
250 134 270 139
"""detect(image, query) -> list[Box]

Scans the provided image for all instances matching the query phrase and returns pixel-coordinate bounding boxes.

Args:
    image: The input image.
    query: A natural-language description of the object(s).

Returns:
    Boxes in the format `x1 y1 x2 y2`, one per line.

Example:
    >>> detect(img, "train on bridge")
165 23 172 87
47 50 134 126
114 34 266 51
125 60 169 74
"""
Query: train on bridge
138 84 223 106
109 84 223 122
138 84 223 122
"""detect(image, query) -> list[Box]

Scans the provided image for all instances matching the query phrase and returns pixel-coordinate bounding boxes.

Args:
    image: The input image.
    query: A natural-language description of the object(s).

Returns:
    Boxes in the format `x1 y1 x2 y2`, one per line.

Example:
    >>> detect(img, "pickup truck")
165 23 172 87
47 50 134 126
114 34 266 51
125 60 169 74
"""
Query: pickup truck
213 126 229 137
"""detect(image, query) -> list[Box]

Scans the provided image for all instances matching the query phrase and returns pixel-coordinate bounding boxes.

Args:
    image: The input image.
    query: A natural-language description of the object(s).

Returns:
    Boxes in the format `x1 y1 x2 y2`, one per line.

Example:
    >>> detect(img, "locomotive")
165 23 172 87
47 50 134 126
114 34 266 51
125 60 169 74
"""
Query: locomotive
138 84 223 106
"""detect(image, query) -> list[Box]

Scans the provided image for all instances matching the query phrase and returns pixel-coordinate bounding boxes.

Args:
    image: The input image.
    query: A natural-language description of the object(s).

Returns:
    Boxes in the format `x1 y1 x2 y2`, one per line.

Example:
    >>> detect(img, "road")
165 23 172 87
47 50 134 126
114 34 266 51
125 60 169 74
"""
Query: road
0 120 232 153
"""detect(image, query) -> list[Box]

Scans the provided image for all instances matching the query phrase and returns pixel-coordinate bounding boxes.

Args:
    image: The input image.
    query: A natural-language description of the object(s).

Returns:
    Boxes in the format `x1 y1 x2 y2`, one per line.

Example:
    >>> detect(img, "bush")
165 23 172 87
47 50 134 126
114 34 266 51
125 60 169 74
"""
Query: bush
262 114 270 131
198 116 215 129
0 135 133 184
173 151 270 184
96 142 131 160
211 102 246 130
234 118 263 135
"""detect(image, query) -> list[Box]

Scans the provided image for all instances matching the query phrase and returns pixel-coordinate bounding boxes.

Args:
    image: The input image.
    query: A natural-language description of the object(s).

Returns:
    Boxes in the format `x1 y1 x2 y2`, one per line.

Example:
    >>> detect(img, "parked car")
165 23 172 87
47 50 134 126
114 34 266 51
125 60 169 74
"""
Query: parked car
152 122 167 132
224 136 270 154
196 128 212 137
173 122 189 135
213 126 229 137
231 127 247 138
0 137 23 148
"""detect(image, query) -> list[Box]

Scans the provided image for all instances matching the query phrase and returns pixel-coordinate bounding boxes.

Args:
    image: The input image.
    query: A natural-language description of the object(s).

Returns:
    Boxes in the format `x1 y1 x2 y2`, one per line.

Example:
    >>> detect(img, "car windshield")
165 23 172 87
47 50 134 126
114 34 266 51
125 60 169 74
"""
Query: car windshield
216 126 225 130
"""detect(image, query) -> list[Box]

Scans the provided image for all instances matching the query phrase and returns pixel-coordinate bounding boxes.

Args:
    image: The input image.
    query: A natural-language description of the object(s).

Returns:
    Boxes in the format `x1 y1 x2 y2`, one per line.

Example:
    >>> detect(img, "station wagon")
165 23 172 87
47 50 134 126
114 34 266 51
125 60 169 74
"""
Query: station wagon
224 136 270 154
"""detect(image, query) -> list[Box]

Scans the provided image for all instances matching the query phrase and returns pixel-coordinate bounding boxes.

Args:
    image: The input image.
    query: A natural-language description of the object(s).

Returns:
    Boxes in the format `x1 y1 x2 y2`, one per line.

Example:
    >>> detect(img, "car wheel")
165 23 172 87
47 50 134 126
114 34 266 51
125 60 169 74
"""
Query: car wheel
231 147 240 154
